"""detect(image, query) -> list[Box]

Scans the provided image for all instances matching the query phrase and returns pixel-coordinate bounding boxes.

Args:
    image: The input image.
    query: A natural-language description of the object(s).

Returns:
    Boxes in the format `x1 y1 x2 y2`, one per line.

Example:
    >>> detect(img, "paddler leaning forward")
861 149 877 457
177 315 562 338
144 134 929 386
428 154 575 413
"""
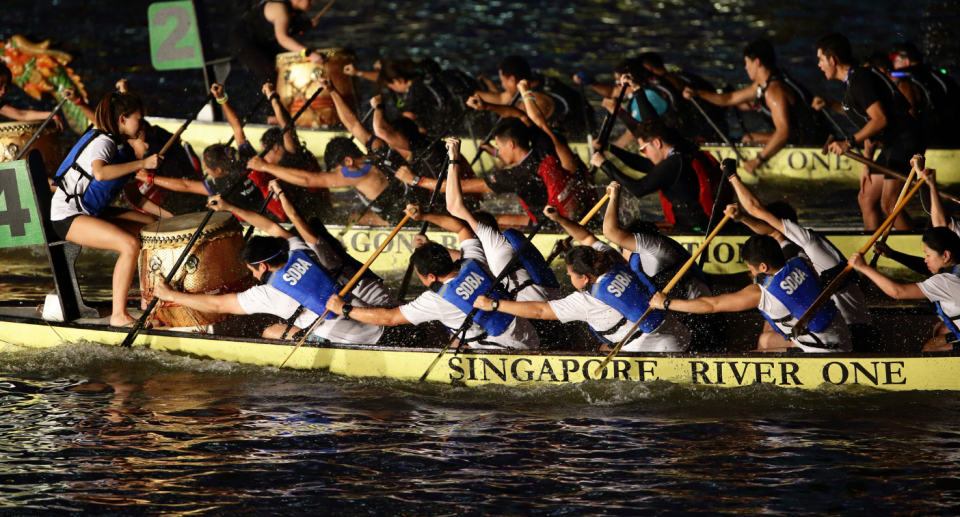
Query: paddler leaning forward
472 212 691 353
649 228 853 353
152 196 433 347
324 206 540 350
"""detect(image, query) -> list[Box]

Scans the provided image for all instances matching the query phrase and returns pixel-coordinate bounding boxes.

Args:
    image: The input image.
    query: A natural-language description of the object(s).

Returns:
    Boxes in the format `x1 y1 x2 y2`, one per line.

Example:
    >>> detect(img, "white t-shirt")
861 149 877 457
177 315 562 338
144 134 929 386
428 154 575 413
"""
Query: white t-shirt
631 233 710 299
398 238 540 350
949 218 960 239
304 239 399 308
756 258 853 353
780 219 871 326
918 273 960 321
235 237 384 345
50 134 128 221
548 290 690 352
474 222 562 302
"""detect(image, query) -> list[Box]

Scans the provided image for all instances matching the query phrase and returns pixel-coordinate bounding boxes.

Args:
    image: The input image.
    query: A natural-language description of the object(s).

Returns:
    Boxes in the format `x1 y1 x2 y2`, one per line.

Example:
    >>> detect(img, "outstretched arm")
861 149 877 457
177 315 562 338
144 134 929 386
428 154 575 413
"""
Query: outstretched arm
849 253 925 300
466 95 530 125
266 83 299 153
208 194 292 239
270 180 317 243
649 285 762 313
137 171 209 196
544 205 597 246
215 83 247 147
729 175 786 234
724 204 785 242
473 296 559 320
322 77 377 150
601 182 634 251
405 203 475 244
155 283 247 315
518 79 577 173
372 95 411 154
683 84 755 108
248 157 359 189
443 138 479 230
325 295 411 326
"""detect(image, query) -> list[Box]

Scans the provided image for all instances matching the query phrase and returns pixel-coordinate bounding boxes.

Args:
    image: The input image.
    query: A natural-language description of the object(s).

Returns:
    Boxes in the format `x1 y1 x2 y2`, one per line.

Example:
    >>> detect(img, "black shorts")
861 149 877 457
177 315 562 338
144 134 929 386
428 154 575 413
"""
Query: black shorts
51 206 131 241
874 131 927 178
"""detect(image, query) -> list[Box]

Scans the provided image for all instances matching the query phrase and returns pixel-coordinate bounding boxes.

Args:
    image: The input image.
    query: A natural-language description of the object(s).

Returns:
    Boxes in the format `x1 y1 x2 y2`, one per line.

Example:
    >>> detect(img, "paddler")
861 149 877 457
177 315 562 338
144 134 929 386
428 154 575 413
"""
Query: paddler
849 226 960 352
471 240 691 353
650 231 853 353
50 91 172 327
324 205 541 350
600 182 723 351
682 38 831 174
229 0 324 81
375 57 458 137
0 63 64 131
889 42 960 148
153 201 433 346
726 173 878 351
139 83 286 221
813 33 926 232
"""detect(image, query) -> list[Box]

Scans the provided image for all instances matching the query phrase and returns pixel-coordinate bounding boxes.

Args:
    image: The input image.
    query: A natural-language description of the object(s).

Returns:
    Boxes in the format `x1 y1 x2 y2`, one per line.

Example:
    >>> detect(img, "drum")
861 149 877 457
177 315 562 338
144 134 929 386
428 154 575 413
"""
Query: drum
275 47 357 128
139 212 257 328
0 120 63 171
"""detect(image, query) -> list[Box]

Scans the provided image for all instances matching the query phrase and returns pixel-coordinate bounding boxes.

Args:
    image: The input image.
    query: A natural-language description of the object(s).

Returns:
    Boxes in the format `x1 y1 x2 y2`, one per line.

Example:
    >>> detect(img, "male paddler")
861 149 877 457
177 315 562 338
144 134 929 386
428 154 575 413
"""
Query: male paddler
649 232 852 353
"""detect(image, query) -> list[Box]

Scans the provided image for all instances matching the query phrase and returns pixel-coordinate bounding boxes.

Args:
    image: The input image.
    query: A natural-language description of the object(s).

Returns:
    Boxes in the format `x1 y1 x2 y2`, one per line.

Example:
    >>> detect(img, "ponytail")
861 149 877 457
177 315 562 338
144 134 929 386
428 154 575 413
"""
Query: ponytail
94 91 144 136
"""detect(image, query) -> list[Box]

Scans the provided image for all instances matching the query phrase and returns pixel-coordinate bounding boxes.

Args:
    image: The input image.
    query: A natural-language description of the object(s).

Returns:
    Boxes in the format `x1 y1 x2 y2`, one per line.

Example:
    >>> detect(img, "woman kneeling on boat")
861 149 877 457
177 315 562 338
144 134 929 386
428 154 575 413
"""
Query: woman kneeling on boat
473 244 691 353
650 232 853 353
49 91 172 327
849 227 960 352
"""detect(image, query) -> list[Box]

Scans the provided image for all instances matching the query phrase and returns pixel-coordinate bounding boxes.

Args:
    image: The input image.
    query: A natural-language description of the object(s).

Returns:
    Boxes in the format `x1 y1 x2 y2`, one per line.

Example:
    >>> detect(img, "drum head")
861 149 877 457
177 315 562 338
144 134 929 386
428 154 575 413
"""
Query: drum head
0 120 47 136
140 211 235 238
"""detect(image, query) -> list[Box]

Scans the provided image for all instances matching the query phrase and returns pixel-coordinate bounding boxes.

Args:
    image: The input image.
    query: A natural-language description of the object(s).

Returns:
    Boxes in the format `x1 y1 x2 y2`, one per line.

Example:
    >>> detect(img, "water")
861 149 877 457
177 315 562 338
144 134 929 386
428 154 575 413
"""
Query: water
3 0 960 513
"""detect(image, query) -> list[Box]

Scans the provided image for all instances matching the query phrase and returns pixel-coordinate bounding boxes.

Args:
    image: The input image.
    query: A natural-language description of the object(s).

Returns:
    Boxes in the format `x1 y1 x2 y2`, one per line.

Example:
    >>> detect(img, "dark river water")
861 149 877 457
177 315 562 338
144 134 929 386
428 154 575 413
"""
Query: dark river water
4 0 960 514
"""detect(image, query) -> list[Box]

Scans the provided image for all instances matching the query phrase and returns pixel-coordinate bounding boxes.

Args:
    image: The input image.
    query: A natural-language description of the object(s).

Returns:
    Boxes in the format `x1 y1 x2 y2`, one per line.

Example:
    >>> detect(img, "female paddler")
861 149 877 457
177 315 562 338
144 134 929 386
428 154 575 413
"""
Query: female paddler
49 91 171 327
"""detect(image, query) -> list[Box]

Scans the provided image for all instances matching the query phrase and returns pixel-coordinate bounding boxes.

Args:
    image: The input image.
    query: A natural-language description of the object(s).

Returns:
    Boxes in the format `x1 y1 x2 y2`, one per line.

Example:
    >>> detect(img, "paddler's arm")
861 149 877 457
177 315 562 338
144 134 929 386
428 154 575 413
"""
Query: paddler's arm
93 153 160 182
404 203 475 243
848 253 925 300
137 171 209 196
683 84 755 108
63 88 95 123
811 96 844 114
723 204 785 242
747 82 790 173
266 84 299 153
728 174 786 235
922 166 948 229
155 282 247 315
265 2 319 60
271 180 317 243
847 102 888 149
207 194 292 239
325 295 411 326
123 183 173 218
214 83 247 147
248 157 359 189
649 285 762 314
466 95 531 125
544 205 597 246
396 163 493 194
601 182 634 250
443 139 480 229
372 95 411 153
321 77 377 150
518 79 577 174
473 296 559 320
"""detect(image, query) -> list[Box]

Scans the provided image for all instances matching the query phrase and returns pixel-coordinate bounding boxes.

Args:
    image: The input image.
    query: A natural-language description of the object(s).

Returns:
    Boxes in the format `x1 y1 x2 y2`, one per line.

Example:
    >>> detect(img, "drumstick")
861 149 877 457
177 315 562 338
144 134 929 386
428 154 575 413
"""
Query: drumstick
311 0 337 24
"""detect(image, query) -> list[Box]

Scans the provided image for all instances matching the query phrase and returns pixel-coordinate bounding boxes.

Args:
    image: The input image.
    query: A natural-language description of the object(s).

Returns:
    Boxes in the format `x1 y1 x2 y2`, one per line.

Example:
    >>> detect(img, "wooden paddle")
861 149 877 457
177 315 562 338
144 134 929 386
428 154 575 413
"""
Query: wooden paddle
791 170 927 340
544 193 610 265
120 85 327 348
397 156 451 300
823 135 958 204
419 214 549 382
310 0 337 24
593 213 733 377
278 212 411 368
15 95 70 161
868 168 917 267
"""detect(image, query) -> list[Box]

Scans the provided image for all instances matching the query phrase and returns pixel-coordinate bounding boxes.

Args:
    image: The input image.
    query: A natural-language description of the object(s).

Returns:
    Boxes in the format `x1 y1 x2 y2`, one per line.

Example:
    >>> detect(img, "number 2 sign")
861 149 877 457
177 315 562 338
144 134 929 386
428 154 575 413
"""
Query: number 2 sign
148 1 205 71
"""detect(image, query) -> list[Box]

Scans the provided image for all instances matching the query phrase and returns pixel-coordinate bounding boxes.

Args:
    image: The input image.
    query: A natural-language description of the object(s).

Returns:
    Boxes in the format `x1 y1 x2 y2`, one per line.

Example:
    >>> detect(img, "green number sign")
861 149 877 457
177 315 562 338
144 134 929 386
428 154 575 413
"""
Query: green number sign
149 1 205 71
0 160 44 248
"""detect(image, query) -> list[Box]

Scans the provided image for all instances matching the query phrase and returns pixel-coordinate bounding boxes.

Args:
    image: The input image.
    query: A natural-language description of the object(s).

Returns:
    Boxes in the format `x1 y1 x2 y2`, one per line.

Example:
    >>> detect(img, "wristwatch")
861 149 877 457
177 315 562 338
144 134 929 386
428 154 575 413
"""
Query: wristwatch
662 298 671 311
490 299 500 312
341 304 354 319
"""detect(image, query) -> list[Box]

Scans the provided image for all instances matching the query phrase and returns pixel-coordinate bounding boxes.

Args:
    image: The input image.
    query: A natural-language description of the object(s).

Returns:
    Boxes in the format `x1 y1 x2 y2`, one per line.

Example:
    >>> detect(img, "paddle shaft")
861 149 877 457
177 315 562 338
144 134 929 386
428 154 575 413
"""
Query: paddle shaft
869 168 917 267
311 0 337 24
579 83 594 159
157 94 215 159
242 191 275 241
698 159 737 268
279 213 412 368
419 217 549 382
689 97 748 164
15 96 69 161
791 176 927 338
594 214 733 376
820 109 859 149
226 95 269 147
397 157 451 299
469 91 521 166
586 86 628 180
120 86 326 348
544 193 611 265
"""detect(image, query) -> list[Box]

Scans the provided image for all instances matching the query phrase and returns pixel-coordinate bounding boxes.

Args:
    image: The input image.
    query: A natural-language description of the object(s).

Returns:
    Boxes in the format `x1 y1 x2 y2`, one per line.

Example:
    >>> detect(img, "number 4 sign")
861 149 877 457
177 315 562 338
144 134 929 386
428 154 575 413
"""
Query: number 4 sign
0 161 44 248
149 1 205 71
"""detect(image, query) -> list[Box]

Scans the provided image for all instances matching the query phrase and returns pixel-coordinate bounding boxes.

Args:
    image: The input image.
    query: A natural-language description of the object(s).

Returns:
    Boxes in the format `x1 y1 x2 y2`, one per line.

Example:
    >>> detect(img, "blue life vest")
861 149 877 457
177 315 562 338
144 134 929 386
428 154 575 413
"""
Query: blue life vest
54 129 136 217
629 90 669 121
590 264 665 344
437 259 515 337
502 228 561 290
628 235 712 292
266 250 343 320
934 266 960 339
759 257 839 339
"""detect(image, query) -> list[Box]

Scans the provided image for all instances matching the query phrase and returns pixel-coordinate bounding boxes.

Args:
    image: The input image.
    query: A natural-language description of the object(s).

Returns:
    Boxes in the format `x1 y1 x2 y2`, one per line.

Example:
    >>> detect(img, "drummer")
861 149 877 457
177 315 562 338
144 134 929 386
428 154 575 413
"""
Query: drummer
229 0 324 82
49 91 172 327
849 227 960 352
139 84 285 221
0 63 64 131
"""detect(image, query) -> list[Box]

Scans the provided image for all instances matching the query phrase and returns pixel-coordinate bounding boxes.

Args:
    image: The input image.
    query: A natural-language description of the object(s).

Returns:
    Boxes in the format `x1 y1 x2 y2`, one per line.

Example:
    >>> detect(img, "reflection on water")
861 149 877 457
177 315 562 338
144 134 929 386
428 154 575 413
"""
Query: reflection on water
0 343 958 513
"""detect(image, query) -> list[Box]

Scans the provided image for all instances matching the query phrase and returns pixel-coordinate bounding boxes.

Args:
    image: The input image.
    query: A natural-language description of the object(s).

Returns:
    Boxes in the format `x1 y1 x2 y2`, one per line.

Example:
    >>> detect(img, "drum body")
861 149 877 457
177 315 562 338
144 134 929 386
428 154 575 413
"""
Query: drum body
0 120 63 171
139 212 257 328
275 48 357 128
